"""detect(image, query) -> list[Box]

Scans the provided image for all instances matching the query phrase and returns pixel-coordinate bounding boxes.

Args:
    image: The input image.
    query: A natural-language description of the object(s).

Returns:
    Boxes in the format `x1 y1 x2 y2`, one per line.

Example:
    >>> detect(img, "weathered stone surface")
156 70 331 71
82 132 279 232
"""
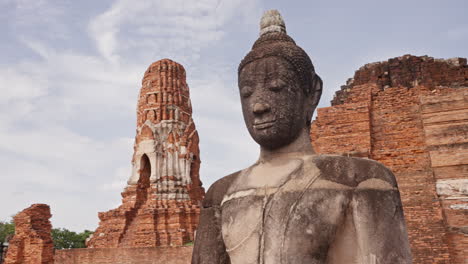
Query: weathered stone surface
193 10 411 264
4 204 54 264
311 54 468 264
87 59 204 249
436 179 468 197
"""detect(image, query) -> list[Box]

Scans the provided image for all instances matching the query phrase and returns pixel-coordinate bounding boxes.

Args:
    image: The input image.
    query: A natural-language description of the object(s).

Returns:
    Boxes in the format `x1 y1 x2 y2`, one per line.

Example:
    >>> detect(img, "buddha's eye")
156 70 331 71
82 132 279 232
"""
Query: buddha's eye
240 86 253 98
268 80 286 92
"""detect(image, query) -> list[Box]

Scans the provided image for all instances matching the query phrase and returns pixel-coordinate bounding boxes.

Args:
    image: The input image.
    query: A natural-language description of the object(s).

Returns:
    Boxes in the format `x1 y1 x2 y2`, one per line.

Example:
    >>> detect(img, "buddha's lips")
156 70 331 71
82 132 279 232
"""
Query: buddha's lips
253 120 276 129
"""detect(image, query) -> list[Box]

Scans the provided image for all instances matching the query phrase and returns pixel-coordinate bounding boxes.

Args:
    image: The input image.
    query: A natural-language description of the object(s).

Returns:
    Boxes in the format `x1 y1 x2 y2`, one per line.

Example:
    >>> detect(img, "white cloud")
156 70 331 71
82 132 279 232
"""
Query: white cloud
0 125 134 231
0 67 48 103
6 0 71 42
87 0 259 63
2 0 464 234
100 166 132 191
0 0 261 231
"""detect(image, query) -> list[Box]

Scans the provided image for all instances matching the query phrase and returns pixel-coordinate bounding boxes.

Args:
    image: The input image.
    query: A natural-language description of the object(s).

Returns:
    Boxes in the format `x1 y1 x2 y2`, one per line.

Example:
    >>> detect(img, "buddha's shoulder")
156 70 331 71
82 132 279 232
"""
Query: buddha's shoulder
202 171 241 207
310 154 398 189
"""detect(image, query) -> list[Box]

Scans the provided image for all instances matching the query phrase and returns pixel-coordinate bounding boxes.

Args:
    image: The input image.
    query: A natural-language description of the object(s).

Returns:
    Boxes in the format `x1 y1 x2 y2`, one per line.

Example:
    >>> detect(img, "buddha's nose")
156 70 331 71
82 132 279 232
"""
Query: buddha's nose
253 102 271 114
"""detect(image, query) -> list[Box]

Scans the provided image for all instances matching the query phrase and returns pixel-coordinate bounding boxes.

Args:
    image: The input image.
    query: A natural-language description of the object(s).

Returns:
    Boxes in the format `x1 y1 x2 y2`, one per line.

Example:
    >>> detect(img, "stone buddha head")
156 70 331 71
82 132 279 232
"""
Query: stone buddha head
238 10 323 150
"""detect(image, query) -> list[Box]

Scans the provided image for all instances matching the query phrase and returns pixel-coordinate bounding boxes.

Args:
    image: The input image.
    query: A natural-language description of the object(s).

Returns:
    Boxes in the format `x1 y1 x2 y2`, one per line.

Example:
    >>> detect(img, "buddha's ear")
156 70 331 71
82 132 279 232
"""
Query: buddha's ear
304 74 323 126
310 74 322 107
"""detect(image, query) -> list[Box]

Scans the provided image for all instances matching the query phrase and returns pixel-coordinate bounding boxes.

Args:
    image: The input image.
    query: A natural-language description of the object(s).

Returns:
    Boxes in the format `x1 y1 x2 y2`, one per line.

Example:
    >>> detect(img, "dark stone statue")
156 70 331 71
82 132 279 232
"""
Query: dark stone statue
192 10 412 264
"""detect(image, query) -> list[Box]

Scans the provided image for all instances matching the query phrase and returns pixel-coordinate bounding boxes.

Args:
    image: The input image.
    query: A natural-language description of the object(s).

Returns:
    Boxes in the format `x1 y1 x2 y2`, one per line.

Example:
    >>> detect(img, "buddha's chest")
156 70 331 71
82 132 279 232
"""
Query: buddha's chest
221 188 353 264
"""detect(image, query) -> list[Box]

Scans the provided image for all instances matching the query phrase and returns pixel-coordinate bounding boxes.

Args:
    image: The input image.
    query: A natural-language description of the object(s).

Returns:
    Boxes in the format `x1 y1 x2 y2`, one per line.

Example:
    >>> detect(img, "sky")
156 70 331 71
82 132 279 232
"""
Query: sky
0 0 467 232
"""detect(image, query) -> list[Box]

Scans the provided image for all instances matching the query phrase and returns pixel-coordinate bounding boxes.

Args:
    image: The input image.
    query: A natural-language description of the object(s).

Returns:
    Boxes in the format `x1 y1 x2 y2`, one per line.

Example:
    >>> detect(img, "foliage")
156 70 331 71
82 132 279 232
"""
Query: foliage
0 217 93 249
0 219 15 243
51 228 93 249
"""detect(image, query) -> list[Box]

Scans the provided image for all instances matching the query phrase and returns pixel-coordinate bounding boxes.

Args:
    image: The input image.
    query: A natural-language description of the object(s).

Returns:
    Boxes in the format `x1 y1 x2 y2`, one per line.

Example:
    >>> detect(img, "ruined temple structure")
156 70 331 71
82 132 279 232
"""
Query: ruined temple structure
4 204 54 264
87 59 205 248
311 55 468 264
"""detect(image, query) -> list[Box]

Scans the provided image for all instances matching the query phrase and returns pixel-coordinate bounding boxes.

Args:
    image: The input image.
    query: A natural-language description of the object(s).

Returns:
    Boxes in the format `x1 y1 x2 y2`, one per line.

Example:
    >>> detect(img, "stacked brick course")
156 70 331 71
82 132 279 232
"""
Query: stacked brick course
87 59 204 249
311 55 467 264
4 204 54 264
55 246 193 264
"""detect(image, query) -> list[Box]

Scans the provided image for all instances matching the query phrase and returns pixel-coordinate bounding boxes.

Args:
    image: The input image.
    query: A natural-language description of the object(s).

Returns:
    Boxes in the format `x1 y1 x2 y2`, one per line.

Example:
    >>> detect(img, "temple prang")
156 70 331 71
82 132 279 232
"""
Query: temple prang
87 59 205 249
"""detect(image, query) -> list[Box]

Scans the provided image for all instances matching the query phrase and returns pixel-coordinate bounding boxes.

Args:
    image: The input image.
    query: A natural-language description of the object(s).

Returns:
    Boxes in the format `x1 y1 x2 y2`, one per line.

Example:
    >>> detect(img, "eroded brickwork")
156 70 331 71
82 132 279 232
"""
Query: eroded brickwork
311 55 468 264
422 91 468 264
87 59 204 249
4 204 54 264
55 246 193 264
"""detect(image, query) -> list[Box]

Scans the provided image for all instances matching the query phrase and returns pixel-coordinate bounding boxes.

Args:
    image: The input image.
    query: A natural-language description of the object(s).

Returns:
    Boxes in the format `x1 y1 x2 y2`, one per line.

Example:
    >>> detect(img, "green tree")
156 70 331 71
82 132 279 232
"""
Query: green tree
0 219 15 243
51 228 93 249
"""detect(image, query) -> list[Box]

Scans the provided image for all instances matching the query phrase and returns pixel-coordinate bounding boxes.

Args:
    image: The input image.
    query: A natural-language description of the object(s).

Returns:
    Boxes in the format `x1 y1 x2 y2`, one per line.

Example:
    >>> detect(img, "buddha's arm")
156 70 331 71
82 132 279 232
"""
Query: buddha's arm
351 175 413 263
192 173 237 264
192 205 230 264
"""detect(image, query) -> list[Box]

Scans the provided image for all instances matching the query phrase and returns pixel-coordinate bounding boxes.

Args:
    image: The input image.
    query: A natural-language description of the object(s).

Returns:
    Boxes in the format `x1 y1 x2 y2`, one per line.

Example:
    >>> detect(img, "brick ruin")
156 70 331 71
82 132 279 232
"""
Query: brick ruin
3 204 54 264
3 56 466 264
311 55 467 264
87 59 205 249
54 246 193 264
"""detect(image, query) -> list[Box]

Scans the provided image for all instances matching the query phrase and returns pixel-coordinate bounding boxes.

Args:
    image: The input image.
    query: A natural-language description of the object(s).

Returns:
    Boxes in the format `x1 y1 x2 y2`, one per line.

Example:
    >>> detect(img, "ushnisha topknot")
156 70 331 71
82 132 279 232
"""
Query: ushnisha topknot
238 10 322 97
260 10 286 36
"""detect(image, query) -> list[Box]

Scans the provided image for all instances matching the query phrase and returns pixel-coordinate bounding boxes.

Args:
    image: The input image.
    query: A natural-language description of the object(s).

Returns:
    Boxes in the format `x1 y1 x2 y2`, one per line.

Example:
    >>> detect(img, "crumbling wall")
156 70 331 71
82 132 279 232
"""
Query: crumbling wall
54 246 193 264
4 204 54 264
311 55 468 264
421 90 468 264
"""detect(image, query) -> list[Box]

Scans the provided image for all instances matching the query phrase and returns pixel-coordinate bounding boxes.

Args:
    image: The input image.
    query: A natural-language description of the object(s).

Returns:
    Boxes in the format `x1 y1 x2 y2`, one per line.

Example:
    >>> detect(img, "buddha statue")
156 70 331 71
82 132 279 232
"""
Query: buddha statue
192 10 412 264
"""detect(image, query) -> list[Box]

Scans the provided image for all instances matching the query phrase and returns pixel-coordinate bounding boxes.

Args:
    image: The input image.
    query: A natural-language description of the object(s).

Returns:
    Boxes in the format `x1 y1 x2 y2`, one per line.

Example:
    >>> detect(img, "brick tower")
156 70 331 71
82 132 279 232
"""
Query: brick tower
88 59 205 248
311 55 467 264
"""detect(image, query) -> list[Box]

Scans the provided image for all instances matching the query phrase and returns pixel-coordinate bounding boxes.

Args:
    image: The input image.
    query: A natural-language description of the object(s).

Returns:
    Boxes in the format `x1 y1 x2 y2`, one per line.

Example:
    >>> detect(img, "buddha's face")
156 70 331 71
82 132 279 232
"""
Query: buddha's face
239 56 310 149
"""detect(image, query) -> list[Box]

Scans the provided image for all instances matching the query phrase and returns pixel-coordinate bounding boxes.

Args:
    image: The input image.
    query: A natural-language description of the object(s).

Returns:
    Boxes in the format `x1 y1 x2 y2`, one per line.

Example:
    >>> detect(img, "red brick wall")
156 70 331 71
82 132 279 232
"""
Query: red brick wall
370 85 452 263
311 101 371 158
420 90 468 264
311 55 468 264
55 246 193 264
